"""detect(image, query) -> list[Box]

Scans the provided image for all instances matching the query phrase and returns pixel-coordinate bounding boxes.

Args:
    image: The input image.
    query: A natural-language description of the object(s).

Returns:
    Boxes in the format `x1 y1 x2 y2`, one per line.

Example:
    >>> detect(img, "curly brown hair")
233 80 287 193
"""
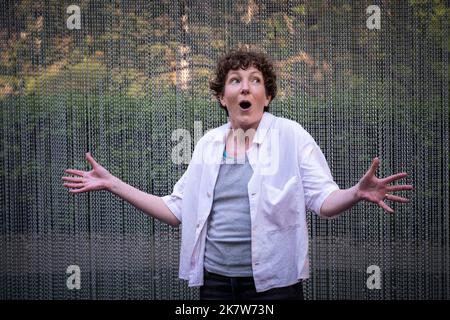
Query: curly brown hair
209 48 277 114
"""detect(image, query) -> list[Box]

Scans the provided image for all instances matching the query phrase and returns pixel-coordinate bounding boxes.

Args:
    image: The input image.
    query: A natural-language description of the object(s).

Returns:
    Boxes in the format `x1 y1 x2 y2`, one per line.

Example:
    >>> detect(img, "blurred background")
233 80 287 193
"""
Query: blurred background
0 0 448 299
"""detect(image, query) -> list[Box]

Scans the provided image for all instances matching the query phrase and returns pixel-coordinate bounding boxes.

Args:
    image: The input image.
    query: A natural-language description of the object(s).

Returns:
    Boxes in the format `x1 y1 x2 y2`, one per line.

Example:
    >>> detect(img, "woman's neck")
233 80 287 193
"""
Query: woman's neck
225 128 255 156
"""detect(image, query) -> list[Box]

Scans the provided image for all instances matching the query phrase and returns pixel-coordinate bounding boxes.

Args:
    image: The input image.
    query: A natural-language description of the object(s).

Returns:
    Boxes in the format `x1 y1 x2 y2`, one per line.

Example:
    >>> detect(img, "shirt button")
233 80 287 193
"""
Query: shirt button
196 223 200 228
207 191 211 197
251 192 256 196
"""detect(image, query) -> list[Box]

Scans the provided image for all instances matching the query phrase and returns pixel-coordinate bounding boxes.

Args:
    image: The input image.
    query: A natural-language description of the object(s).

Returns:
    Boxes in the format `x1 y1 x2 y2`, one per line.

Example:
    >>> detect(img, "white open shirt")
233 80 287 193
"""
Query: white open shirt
162 112 339 292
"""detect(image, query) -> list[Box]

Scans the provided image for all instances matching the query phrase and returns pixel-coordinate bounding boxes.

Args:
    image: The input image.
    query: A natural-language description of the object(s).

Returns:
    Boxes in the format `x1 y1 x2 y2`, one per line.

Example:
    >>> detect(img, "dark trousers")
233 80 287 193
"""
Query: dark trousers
200 269 304 300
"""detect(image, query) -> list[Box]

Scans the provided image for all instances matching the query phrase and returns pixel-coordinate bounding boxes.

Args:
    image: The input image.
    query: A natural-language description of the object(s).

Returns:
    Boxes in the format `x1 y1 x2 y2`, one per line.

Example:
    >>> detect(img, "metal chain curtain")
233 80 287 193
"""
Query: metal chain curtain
0 0 448 299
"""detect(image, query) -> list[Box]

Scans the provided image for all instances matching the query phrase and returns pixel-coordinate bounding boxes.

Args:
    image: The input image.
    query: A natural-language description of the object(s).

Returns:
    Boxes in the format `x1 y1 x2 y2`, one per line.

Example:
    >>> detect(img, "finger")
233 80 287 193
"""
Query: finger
69 187 89 193
387 184 414 192
382 172 408 184
63 182 84 188
385 194 409 203
86 152 99 169
65 169 85 177
378 200 394 213
62 176 83 183
367 157 380 177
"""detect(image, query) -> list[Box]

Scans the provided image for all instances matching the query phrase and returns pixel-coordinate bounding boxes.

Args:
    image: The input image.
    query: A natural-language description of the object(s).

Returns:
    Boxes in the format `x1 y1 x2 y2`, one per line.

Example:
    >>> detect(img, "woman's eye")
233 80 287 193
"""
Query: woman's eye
230 78 239 84
252 78 261 83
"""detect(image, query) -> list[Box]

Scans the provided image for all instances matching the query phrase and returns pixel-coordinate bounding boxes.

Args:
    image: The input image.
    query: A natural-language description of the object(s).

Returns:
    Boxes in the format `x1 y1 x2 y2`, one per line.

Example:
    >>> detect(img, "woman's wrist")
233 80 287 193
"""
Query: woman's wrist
105 175 121 193
353 183 364 202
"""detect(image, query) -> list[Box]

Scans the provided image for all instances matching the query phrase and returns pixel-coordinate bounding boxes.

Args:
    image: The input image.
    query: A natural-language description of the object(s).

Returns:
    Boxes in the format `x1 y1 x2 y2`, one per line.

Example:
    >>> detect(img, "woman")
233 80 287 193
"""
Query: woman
62 48 413 300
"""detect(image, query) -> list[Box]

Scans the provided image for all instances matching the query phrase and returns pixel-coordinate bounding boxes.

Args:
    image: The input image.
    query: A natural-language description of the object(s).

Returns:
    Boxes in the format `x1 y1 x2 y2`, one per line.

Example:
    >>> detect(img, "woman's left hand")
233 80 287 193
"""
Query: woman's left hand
356 157 414 213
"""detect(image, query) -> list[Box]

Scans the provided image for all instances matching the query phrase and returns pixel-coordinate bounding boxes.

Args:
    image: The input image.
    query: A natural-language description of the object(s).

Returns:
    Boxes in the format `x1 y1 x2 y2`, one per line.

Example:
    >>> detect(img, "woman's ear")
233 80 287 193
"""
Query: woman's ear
219 93 226 107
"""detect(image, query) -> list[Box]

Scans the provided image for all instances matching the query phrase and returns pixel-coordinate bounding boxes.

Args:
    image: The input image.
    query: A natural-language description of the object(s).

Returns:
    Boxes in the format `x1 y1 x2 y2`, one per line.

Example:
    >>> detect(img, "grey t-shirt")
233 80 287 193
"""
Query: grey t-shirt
204 152 254 277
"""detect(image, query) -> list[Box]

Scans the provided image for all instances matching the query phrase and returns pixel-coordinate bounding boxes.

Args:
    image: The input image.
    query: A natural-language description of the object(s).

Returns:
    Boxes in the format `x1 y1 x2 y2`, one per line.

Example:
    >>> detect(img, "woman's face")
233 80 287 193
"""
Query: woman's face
220 66 271 131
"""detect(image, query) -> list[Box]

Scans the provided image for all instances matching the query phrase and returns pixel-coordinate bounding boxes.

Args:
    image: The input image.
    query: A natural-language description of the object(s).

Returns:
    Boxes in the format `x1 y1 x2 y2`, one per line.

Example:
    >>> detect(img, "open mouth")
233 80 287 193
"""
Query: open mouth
239 101 252 110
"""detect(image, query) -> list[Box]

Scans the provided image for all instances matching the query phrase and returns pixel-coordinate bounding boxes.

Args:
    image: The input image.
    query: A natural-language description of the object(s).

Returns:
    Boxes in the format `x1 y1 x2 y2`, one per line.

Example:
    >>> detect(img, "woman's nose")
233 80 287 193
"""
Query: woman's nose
241 81 250 94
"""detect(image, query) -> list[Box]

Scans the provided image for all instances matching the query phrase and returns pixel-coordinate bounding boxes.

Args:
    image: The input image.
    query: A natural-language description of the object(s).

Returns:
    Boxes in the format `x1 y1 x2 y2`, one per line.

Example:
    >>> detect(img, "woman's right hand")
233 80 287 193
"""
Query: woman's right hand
62 152 113 193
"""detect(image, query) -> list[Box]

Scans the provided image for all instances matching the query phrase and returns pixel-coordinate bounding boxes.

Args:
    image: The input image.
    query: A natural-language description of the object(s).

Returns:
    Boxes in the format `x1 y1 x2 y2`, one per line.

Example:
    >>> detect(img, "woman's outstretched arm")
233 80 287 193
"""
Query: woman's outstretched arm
320 157 414 218
62 152 180 227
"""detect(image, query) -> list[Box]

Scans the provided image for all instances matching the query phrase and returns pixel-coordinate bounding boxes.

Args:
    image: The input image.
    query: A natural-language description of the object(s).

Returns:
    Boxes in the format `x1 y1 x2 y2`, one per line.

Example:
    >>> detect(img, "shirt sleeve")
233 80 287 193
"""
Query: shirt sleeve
161 131 211 224
161 169 188 223
299 135 340 216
